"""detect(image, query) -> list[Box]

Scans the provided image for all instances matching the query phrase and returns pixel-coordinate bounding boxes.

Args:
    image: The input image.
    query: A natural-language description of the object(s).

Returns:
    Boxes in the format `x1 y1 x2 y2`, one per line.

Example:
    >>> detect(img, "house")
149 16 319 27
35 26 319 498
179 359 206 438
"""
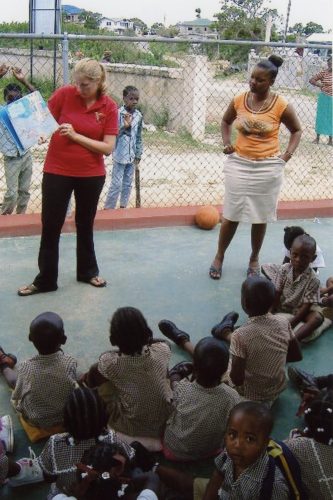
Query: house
99 17 136 34
177 18 216 38
305 33 333 59
62 4 84 23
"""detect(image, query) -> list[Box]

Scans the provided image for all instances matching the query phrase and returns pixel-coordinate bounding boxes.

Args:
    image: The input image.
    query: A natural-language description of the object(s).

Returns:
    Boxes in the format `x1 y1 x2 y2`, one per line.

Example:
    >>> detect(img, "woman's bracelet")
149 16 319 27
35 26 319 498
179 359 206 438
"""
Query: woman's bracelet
285 151 293 157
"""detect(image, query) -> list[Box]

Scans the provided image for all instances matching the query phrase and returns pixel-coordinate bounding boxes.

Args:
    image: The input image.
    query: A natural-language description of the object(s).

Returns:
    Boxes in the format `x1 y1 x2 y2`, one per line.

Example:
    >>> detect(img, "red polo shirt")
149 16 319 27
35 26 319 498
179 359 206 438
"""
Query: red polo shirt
44 85 118 177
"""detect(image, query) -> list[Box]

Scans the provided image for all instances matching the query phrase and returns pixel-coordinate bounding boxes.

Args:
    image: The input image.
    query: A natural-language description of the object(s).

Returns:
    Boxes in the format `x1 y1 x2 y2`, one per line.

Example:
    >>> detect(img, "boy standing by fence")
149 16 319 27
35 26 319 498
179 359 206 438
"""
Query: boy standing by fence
104 85 143 209
0 64 35 215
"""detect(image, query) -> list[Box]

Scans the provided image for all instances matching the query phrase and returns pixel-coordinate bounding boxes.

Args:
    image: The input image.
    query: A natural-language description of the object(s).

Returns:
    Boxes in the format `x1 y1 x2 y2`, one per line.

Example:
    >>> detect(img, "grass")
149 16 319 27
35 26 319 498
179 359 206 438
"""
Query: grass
143 129 223 153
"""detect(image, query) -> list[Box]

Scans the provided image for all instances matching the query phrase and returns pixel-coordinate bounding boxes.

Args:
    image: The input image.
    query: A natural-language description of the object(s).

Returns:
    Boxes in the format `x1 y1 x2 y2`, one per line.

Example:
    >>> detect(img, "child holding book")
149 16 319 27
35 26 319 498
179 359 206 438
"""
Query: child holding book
0 65 35 215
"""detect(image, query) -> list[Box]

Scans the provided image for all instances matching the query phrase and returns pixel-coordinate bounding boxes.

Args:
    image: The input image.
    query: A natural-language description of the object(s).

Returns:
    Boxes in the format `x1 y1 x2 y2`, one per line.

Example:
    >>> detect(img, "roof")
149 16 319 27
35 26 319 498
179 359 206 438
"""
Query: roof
306 33 333 43
62 4 83 15
101 17 132 22
178 18 213 27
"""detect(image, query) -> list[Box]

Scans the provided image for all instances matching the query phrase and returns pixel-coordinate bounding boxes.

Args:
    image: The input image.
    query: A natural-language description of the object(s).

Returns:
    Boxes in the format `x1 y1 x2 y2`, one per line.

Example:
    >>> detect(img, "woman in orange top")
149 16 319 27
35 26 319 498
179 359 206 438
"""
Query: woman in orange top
209 55 302 280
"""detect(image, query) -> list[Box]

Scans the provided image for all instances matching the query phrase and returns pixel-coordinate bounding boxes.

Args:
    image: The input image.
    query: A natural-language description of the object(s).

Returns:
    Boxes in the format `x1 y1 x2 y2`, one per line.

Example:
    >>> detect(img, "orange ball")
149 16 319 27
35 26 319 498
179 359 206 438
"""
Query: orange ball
195 206 220 230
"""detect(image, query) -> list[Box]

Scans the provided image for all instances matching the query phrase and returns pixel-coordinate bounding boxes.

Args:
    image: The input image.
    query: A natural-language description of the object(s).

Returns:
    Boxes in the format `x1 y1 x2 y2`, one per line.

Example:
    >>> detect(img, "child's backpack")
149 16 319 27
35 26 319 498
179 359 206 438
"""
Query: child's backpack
260 439 308 500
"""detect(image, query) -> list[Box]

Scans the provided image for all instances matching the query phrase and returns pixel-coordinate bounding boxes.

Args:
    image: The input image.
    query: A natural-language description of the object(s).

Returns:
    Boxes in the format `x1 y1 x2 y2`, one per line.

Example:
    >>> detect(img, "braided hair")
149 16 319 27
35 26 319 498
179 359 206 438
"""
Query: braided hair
303 399 333 446
63 387 108 441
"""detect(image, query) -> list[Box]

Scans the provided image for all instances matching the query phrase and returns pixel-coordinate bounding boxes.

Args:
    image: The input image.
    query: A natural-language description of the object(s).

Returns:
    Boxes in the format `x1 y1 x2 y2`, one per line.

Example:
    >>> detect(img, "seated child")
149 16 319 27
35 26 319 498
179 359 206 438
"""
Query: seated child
203 402 291 499
288 366 333 416
0 415 43 488
282 225 325 273
156 332 241 461
210 276 302 405
51 442 160 500
37 387 135 498
262 234 328 343
83 307 172 441
0 312 78 439
284 398 333 499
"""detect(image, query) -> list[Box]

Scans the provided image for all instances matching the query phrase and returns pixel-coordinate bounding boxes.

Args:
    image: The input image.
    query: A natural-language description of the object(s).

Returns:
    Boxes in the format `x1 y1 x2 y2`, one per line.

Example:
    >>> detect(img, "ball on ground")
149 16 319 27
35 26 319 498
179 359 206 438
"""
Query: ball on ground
195 206 220 230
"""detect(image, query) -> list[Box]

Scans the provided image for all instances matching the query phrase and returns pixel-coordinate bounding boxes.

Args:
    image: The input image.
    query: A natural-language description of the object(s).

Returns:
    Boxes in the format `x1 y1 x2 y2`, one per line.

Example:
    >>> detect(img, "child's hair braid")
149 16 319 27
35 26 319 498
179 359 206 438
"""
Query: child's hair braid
64 387 108 441
303 399 333 446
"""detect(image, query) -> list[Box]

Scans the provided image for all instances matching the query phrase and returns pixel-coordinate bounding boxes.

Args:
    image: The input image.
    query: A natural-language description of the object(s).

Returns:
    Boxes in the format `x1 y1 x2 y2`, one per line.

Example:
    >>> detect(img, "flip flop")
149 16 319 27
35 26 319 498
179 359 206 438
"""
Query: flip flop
246 265 260 278
209 265 222 280
17 284 41 297
89 276 107 288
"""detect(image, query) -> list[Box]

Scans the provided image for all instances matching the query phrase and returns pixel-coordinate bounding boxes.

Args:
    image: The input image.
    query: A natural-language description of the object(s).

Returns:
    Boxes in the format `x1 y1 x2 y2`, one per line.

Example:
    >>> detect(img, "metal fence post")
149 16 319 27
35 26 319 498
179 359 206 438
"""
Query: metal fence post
62 32 70 85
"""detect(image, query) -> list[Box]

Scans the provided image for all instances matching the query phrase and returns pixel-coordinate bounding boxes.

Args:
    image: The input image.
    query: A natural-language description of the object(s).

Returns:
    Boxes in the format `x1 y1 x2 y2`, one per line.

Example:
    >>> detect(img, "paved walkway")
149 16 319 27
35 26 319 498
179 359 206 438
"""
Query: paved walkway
1 218 332 498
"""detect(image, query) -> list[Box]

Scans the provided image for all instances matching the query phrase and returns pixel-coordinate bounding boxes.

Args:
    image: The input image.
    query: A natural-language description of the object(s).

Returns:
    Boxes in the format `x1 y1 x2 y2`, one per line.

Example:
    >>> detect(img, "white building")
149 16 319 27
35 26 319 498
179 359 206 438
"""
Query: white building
100 17 136 34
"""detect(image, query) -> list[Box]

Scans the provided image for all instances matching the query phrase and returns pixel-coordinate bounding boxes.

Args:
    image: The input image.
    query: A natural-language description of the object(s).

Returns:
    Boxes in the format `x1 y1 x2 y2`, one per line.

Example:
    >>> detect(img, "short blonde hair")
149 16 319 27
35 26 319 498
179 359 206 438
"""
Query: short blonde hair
72 58 107 97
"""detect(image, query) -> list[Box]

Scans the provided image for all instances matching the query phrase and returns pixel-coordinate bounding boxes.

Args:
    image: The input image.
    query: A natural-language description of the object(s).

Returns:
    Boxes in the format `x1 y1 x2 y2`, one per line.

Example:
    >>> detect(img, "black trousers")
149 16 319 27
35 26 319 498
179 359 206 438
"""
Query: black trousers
33 173 105 291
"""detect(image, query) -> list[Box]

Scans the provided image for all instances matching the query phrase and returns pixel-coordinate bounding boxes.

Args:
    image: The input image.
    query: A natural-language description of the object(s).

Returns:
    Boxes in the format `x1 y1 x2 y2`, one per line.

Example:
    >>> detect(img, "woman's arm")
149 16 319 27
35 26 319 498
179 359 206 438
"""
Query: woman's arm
309 72 323 88
59 124 116 155
279 104 302 162
221 100 237 154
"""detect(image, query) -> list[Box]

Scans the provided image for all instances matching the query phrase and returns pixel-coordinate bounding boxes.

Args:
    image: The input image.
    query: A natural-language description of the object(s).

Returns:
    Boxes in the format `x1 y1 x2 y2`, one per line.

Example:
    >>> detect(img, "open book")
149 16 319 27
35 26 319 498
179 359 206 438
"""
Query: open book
0 91 58 156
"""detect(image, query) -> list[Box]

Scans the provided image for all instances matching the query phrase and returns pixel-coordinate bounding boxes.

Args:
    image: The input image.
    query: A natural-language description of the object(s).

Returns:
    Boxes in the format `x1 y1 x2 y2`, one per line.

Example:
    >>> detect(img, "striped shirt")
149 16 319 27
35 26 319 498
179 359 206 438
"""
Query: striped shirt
215 450 290 499
38 431 134 494
98 342 172 437
11 351 78 428
164 379 241 460
312 70 333 96
284 437 333 499
228 313 294 401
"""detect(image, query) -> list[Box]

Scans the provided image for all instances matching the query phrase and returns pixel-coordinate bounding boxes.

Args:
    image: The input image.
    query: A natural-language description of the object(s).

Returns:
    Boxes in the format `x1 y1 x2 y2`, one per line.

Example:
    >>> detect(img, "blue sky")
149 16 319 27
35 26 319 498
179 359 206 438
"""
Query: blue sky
0 0 332 31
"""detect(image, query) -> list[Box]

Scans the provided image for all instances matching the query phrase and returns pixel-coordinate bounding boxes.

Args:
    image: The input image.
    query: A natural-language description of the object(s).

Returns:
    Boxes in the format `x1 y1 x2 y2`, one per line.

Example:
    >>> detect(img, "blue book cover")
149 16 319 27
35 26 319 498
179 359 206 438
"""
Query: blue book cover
0 91 58 155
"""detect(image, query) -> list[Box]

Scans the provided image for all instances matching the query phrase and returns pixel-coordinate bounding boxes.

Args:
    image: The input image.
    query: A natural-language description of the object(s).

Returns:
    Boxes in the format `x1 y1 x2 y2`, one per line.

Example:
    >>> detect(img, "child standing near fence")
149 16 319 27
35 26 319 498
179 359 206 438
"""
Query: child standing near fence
0 65 35 215
104 86 143 209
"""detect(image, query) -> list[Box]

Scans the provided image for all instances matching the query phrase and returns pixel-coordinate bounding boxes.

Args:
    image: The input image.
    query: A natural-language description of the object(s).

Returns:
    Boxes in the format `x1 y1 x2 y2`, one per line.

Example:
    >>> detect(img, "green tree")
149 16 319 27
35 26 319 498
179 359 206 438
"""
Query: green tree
79 10 102 30
129 18 147 32
304 22 324 35
212 0 279 62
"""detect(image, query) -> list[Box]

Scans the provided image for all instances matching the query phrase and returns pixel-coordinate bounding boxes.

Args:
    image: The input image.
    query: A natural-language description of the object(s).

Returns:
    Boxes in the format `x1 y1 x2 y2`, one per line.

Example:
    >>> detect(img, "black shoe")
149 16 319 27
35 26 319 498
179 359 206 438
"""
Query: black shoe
130 441 156 471
158 320 190 346
211 311 239 340
169 361 193 379
288 367 318 392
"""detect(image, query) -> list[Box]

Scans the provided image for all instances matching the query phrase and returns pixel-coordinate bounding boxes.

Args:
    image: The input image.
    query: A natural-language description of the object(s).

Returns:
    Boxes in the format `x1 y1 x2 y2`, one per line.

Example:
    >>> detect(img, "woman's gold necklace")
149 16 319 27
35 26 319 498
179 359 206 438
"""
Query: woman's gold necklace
250 92 270 115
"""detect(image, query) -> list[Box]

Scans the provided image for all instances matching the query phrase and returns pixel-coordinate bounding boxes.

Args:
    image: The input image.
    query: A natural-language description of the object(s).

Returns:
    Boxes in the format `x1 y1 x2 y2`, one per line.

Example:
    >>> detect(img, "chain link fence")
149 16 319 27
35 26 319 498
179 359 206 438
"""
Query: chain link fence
0 33 332 214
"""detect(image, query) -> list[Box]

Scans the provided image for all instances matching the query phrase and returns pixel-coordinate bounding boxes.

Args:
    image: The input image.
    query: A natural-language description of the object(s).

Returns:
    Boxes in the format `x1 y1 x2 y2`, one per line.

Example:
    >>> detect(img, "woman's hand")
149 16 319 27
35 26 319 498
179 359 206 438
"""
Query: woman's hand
58 123 77 141
223 144 235 155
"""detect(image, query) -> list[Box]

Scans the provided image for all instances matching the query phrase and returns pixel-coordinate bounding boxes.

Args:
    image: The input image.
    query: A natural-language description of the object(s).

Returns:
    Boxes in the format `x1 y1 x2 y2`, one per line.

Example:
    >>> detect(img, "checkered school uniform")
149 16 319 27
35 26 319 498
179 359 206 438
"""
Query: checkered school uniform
98 342 172 437
215 450 290 499
164 379 241 460
262 263 321 314
38 431 134 496
11 351 78 428
284 437 333 499
228 313 294 401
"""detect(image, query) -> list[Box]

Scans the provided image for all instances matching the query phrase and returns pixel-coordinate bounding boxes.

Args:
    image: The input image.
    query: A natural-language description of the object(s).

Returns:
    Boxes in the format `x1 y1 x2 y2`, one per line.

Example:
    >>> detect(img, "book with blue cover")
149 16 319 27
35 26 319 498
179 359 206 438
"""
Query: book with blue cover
0 91 58 156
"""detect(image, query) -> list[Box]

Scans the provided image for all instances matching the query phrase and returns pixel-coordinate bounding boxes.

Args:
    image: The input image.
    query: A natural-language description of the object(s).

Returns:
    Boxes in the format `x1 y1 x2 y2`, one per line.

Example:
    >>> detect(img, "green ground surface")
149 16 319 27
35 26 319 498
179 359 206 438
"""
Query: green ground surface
0 218 332 498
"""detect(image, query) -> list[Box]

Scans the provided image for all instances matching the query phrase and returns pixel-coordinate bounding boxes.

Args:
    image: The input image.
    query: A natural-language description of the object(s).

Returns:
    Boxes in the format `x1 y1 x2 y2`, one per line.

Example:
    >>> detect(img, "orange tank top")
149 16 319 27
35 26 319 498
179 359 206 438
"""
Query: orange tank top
234 92 288 159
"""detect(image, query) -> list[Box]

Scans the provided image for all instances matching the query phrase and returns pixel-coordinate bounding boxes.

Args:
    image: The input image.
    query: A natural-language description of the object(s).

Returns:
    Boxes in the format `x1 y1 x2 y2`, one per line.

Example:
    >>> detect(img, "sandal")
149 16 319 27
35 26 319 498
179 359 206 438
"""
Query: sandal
158 320 190 346
169 361 193 379
246 264 260 278
89 276 107 288
17 284 41 297
209 265 222 280
211 311 239 340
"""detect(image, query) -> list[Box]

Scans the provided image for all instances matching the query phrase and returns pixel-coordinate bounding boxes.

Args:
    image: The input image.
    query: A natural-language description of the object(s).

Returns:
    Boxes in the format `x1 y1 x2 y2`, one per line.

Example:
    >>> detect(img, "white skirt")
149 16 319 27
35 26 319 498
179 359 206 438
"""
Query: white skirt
223 153 285 223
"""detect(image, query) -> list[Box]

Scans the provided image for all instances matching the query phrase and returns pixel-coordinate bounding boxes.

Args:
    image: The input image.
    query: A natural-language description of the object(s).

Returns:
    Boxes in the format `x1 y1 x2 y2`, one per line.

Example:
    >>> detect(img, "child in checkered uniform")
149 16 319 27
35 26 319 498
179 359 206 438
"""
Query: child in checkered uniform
83 307 172 442
262 234 330 343
0 312 78 437
284 398 333 499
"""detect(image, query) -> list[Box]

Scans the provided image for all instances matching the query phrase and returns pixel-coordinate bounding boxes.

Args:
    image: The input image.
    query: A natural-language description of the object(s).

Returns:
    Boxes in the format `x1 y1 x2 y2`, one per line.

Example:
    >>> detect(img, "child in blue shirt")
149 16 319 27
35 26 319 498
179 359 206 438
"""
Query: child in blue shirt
104 85 143 209
0 65 35 215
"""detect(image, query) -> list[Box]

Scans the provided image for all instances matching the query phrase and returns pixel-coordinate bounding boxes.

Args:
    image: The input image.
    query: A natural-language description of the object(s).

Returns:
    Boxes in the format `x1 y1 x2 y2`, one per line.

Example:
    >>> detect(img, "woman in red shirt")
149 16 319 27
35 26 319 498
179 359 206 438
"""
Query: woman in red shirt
18 59 118 295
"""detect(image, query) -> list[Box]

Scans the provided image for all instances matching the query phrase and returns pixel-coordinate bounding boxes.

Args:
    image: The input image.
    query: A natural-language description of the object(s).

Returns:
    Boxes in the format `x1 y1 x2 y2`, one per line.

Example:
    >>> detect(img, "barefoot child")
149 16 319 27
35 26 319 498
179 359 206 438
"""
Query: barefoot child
155 330 241 461
0 312 78 440
211 276 302 405
262 234 328 342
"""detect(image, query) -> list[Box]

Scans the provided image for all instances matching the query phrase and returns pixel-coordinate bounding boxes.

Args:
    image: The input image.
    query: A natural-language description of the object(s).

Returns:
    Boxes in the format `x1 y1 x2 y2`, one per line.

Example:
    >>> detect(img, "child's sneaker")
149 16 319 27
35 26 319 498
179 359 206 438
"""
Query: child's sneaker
8 447 43 487
0 415 14 453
